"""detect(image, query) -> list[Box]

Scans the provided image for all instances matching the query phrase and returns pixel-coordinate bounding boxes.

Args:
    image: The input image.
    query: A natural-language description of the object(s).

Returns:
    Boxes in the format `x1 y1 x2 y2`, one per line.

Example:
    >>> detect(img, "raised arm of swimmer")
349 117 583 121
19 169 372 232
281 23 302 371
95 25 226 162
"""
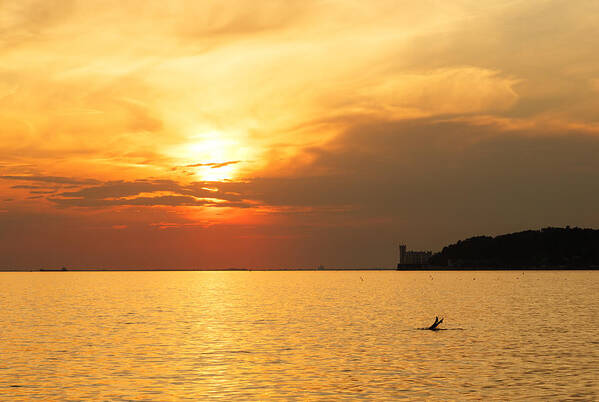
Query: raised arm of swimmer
428 316 444 330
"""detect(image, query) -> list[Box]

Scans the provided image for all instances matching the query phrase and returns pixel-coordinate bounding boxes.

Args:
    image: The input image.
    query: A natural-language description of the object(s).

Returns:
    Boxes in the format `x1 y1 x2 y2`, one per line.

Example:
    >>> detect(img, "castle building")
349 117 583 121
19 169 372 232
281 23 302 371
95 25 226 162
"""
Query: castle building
398 244 432 268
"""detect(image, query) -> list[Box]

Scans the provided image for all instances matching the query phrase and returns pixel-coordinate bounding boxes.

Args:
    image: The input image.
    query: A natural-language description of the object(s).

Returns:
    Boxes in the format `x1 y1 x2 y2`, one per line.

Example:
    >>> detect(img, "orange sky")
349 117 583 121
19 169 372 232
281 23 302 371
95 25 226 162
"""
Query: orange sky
2 0 599 268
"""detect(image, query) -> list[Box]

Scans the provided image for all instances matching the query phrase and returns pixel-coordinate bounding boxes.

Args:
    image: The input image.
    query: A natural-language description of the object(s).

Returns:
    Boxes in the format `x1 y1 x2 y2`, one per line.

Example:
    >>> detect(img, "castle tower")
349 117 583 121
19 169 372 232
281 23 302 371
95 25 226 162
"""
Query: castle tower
399 244 407 265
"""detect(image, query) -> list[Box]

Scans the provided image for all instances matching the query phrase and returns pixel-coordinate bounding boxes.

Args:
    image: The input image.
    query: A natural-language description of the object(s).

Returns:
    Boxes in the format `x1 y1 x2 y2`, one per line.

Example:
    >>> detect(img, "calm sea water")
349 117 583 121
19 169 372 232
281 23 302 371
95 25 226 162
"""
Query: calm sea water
1 271 597 400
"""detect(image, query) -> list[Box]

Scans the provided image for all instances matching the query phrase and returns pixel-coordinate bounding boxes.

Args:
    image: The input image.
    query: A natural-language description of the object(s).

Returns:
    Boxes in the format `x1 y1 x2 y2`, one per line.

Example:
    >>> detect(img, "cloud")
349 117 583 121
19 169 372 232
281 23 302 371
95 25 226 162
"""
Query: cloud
49 179 250 208
215 116 599 248
0 175 100 185
34 114 599 234
399 0 599 122
0 1 76 48
183 160 241 169
356 67 519 116
2 0 597 185
1 0 599 269
29 190 56 194
11 185 49 189
51 194 228 208
172 0 313 40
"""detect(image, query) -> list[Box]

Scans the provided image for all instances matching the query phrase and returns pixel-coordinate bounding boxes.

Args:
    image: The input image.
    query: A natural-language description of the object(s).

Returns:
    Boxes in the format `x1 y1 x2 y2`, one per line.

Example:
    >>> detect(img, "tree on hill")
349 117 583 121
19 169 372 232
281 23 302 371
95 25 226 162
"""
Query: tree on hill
430 227 599 267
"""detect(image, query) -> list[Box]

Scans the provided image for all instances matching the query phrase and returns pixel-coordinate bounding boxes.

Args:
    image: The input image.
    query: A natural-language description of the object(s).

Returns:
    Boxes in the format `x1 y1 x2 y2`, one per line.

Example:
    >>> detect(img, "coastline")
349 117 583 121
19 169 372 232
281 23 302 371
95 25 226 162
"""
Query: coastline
1 267 598 272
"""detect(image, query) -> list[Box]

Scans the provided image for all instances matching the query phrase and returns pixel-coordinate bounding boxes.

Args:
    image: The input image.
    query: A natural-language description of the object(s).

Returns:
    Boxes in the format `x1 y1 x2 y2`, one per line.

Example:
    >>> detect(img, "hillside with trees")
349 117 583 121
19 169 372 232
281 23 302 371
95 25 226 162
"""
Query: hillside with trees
430 227 599 268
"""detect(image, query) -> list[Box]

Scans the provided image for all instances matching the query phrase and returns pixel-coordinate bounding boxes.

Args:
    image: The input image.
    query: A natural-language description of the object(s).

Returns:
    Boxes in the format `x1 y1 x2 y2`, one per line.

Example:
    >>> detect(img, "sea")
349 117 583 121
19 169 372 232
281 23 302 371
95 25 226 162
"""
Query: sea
1 270 597 400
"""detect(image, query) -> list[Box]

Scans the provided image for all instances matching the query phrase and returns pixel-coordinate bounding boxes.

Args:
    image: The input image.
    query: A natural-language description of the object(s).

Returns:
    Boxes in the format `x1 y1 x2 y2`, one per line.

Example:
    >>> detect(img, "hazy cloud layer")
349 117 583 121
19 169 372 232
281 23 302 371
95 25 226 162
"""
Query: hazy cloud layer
228 117 599 219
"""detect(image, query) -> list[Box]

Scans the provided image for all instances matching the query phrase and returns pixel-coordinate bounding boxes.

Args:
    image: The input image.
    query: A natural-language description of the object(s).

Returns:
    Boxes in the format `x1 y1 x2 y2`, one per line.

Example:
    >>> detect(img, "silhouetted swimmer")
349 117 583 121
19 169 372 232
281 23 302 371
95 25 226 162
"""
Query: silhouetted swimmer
428 316 444 330
417 317 462 331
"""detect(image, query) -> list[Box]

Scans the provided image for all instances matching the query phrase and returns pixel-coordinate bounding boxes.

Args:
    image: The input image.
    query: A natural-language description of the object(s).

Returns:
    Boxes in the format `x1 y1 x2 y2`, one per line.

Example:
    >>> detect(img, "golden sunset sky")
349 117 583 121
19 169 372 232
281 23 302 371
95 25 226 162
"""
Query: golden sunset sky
1 0 599 268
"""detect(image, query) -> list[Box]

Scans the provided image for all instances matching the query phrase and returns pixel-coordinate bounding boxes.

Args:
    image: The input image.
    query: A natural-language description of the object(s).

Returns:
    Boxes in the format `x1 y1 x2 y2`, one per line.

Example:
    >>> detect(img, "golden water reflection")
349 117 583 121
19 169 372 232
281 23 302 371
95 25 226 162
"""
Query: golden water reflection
0 271 598 400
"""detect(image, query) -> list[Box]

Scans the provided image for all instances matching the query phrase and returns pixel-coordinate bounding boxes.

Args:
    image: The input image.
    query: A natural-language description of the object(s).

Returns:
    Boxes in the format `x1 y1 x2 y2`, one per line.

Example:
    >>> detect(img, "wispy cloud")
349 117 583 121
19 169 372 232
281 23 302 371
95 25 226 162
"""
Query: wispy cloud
183 160 241 169
48 179 250 208
0 175 100 185
49 194 251 208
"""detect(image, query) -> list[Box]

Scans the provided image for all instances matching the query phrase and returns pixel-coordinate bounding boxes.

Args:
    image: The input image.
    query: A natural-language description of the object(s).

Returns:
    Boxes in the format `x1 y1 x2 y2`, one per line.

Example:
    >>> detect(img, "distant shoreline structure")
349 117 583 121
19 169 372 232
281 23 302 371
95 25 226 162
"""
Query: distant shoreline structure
397 244 433 269
1 266 598 272
0 267 396 272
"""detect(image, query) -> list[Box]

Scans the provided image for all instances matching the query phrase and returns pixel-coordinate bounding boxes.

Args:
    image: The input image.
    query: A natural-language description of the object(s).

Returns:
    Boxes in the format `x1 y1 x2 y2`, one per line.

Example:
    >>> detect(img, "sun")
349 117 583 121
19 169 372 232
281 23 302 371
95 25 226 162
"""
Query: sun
197 162 237 182
172 131 248 182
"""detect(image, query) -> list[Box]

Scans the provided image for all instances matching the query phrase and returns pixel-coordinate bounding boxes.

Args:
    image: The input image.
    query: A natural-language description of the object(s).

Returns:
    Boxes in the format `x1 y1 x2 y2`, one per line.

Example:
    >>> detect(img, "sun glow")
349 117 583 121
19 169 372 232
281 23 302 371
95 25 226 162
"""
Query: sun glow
173 131 248 181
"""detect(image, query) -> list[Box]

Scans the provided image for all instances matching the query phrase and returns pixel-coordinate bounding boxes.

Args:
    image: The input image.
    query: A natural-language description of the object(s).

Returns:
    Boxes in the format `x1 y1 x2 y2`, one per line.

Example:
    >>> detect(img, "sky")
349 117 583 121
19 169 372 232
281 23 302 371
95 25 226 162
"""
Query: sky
1 0 599 269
